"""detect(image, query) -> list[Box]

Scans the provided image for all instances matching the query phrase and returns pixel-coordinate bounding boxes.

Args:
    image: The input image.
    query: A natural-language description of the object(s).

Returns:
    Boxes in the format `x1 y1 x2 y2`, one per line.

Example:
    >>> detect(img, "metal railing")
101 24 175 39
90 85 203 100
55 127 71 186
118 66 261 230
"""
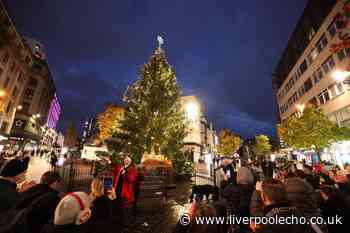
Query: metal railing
193 164 224 186
53 161 94 192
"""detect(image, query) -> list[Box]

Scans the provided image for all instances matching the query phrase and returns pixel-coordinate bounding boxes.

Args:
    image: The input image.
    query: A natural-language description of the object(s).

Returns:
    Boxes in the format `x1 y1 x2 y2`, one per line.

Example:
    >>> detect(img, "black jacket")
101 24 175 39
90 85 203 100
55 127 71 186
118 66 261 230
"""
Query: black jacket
41 223 80 233
81 195 125 233
321 193 350 233
0 178 20 214
15 184 61 233
256 203 315 233
222 183 254 217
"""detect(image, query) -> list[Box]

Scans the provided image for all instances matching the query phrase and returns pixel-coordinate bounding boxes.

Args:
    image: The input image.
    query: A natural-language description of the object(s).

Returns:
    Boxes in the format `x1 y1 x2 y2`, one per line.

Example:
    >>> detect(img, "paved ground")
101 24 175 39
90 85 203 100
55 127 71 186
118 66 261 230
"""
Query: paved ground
124 182 192 233
26 156 52 183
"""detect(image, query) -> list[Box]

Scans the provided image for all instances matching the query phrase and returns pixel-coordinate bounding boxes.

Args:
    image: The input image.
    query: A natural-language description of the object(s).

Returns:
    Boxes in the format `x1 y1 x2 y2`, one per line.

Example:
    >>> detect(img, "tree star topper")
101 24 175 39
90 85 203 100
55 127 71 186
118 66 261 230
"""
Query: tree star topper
157 35 164 49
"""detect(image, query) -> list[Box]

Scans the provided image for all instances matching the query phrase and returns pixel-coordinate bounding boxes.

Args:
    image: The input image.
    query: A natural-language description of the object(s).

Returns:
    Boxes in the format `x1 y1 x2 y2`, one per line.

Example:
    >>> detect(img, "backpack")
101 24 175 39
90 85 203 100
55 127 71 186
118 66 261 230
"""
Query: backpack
0 192 51 233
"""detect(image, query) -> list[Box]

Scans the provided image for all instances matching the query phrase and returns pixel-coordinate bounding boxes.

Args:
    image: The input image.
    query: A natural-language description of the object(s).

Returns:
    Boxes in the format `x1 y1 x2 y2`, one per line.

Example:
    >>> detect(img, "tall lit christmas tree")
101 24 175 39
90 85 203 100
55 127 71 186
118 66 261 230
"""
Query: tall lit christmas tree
114 36 187 164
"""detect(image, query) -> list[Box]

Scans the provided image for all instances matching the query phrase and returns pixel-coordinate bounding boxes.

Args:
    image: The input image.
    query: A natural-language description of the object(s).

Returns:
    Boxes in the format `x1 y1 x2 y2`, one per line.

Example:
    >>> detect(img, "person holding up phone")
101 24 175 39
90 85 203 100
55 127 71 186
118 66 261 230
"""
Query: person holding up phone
83 178 125 233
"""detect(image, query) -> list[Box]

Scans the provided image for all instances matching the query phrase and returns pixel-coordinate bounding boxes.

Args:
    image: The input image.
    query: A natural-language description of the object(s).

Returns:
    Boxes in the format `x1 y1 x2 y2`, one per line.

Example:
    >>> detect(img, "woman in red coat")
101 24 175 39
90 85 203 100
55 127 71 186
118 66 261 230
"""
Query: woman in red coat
112 156 137 207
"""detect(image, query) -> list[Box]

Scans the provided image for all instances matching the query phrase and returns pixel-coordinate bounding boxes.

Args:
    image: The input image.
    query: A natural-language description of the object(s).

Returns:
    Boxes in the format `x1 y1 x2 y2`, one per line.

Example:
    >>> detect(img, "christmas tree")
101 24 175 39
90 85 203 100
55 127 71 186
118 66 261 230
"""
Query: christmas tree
111 38 187 164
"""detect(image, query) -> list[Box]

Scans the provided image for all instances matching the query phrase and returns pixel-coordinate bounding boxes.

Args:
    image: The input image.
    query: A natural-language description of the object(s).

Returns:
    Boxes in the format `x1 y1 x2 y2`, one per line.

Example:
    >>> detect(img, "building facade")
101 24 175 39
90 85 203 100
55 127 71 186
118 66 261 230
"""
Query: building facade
80 117 98 147
180 96 218 163
0 2 59 148
0 2 34 135
273 0 350 127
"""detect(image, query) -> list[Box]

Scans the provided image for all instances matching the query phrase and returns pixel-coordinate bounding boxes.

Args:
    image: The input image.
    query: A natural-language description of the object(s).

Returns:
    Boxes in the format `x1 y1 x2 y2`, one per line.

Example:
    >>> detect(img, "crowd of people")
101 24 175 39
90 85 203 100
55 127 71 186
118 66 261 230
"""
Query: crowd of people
1 151 350 233
0 155 138 233
175 160 350 233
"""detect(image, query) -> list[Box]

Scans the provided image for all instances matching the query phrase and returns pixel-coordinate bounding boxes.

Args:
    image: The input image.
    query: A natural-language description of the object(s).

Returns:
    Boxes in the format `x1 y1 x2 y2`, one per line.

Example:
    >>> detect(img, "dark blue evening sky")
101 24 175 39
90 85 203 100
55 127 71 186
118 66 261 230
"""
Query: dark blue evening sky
5 0 307 138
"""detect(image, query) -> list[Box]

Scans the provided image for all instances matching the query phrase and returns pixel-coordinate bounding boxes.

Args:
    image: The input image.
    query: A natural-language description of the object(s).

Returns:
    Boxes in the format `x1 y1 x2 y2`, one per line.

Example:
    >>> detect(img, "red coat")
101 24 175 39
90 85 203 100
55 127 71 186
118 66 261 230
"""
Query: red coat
112 164 137 206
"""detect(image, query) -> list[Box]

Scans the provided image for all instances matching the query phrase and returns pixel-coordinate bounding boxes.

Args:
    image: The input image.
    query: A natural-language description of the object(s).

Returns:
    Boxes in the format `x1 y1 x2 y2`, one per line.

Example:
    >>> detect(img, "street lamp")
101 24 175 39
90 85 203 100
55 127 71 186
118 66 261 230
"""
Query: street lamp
332 70 350 84
0 90 6 98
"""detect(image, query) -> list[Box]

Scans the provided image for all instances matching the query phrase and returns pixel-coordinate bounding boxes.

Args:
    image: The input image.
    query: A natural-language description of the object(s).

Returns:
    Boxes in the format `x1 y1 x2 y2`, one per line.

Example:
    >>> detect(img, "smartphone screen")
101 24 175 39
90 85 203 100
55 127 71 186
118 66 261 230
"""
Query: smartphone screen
226 170 231 178
104 177 113 189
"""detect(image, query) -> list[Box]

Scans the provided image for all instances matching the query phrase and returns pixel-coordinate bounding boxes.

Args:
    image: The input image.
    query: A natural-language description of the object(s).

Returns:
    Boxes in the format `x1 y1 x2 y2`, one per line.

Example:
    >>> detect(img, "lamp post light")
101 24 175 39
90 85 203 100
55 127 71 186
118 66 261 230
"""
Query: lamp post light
295 104 305 116
332 70 350 84
0 90 6 98
185 102 199 122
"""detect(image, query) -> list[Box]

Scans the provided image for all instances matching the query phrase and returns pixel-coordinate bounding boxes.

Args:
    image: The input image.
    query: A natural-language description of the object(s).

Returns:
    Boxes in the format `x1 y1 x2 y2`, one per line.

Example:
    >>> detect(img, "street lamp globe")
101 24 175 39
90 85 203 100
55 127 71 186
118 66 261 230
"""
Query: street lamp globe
36 113 41 118
17 105 23 110
185 102 199 122
332 70 350 82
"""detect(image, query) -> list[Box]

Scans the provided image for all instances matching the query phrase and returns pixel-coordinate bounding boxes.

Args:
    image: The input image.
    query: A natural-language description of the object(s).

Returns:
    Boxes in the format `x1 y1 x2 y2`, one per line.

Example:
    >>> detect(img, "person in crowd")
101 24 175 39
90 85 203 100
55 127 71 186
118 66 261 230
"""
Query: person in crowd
50 152 58 169
284 177 328 233
82 178 124 233
14 171 62 233
0 157 35 214
250 188 264 217
320 185 350 233
221 167 254 231
222 159 236 184
41 192 91 233
252 179 314 233
173 200 227 233
266 161 274 178
222 167 254 217
112 156 137 208
331 170 350 196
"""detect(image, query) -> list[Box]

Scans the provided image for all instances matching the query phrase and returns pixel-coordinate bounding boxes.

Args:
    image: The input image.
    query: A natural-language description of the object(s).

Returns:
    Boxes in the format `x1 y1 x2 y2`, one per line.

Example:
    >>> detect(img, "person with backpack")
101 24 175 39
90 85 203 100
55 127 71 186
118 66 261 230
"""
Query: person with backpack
0 157 34 214
13 171 62 233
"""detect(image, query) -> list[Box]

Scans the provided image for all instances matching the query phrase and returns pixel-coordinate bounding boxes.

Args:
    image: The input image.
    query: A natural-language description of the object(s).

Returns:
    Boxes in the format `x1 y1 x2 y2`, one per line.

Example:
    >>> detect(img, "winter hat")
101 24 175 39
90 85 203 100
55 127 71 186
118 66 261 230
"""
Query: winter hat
54 192 91 226
237 167 254 185
0 157 30 177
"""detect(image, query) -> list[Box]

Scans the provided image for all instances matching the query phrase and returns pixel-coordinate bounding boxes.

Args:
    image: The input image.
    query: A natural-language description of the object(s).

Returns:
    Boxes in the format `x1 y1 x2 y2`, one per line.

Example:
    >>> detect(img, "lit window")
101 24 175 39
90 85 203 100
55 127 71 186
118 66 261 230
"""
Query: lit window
316 34 328 53
322 56 335 74
308 48 318 64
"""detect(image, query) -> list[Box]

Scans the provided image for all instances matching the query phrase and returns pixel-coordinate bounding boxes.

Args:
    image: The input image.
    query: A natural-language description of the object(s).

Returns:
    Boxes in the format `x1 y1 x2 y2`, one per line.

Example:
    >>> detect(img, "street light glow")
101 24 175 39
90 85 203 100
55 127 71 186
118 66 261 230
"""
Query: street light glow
17 105 23 110
185 102 199 121
0 90 6 97
296 104 305 112
36 113 41 118
332 70 350 82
